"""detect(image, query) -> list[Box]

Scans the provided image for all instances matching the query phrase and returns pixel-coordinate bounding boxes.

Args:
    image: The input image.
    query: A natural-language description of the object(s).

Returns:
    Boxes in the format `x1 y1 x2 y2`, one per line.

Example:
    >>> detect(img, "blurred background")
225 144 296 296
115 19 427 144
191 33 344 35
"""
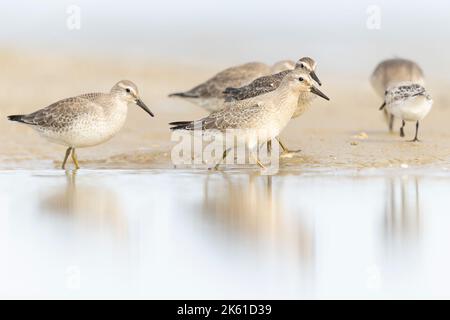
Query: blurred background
1 0 450 73
2 1 450 299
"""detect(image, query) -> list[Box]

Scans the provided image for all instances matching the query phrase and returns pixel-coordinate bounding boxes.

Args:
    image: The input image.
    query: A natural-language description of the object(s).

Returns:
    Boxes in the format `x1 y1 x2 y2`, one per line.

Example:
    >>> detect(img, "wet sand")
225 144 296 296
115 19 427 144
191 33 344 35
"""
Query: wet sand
2 51 450 171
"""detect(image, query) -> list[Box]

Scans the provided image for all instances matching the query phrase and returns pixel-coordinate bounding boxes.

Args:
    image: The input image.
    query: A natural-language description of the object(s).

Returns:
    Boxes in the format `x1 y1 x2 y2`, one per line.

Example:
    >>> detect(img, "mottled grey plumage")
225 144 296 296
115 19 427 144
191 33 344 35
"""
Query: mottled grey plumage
171 99 269 132
7 80 153 169
223 70 290 102
169 69 330 152
371 58 425 132
168 62 272 112
168 60 296 112
16 94 104 129
223 57 321 120
175 63 266 99
386 83 429 103
381 82 433 142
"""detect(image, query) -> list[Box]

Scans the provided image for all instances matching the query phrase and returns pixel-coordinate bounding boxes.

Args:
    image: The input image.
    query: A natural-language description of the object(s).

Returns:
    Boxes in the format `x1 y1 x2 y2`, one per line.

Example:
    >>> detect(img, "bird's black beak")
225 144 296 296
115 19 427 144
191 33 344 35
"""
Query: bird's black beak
136 99 154 117
379 102 386 110
310 86 330 101
310 71 322 86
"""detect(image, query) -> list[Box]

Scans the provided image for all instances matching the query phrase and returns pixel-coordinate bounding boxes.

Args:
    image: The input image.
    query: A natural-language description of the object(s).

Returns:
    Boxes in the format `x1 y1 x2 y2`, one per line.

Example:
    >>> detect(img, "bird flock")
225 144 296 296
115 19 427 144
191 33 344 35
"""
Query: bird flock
7 57 432 170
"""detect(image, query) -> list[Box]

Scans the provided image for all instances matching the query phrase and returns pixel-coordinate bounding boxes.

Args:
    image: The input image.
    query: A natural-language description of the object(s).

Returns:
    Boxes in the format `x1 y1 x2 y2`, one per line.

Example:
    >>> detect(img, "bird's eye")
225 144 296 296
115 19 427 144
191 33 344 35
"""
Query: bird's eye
299 77 304 82
126 88 131 93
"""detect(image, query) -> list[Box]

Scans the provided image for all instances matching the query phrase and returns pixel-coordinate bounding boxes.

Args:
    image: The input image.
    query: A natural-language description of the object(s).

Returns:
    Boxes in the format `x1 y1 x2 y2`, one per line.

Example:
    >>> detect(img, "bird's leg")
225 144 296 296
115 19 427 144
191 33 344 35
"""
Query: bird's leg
213 148 231 170
400 120 406 138
267 140 272 154
62 147 72 170
251 153 266 170
383 109 389 129
71 148 80 169
277 138 288 153
277 137 301 154
410 121 420 142
388 114 394 133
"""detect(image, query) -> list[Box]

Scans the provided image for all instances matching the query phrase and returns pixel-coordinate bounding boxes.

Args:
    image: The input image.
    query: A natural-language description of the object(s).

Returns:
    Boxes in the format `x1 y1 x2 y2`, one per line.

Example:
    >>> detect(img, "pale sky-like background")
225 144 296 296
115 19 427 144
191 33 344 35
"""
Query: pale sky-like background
2 2 450 299
1 0 449 74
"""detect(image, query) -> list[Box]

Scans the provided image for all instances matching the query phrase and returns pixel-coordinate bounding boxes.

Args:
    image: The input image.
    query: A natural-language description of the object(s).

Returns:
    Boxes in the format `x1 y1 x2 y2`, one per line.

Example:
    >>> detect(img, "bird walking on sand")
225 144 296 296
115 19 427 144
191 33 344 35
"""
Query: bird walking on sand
7 80 154 169
168 61 295 112
379 82 432 142
371 58 425 132
223 57 322 154
169 69 330 169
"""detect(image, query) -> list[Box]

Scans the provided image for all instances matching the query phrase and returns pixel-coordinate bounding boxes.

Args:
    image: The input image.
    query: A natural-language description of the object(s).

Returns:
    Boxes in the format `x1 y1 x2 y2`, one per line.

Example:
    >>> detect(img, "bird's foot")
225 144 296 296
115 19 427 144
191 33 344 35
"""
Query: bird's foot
208 163 220 171
280 149 302 159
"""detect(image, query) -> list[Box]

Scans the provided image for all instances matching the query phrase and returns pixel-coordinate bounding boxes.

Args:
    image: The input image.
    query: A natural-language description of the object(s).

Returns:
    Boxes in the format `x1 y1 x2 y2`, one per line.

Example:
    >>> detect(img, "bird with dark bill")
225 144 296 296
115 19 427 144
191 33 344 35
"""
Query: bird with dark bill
170 69 330 169
7 80 154 169
223 57 323 155
371 58 425 132
168 60 296 112
379 82 432 142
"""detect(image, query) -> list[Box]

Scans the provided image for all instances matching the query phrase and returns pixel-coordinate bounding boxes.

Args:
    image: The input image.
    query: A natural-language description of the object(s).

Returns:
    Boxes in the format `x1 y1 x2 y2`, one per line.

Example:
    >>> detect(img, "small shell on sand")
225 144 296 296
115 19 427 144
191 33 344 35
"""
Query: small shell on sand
352 132 369 140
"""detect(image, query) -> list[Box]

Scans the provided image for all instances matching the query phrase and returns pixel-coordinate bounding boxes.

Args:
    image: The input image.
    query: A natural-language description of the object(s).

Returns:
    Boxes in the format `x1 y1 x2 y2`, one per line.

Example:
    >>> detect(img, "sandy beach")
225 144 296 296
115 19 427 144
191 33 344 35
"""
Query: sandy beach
2 51 450 171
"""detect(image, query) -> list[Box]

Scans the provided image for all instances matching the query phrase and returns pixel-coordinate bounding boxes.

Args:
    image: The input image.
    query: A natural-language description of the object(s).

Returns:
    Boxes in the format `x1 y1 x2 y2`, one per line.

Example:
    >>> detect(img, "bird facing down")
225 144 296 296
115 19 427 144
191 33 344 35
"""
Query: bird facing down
168 60 295 112
169 69 330 169
371 58 425 132
7 80 154 169
222 56 323 153
379 82 432 142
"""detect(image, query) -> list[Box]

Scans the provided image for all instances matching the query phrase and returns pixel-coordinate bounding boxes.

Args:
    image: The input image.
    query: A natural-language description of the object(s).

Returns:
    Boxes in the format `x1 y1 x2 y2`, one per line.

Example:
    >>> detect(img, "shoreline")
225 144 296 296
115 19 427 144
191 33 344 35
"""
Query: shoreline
1 51 450 173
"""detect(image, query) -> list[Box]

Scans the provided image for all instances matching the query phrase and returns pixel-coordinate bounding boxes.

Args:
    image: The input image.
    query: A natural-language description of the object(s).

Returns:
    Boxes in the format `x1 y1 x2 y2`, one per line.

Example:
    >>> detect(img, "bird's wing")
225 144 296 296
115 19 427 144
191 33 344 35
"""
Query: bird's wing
181 62 270 99
21 95 103 129
390 84 426 103
169 98 266 131
200 100 265 130
223 70 289 101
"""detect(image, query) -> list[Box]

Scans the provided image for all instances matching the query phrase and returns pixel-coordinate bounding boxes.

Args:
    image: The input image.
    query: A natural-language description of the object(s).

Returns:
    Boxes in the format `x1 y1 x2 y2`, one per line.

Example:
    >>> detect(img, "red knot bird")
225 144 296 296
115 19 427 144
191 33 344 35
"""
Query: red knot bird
168 60 295 112
170 69 329 169
222 57 322 154
7 80 154 169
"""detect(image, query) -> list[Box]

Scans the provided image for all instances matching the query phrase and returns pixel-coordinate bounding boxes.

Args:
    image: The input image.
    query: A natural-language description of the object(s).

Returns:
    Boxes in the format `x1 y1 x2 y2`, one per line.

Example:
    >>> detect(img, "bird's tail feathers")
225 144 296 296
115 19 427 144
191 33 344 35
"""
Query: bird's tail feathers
169 121 195 131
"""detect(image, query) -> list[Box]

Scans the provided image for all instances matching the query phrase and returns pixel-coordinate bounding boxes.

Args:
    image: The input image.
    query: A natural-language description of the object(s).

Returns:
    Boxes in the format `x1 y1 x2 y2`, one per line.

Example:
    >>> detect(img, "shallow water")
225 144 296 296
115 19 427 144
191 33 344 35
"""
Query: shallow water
1 169 450 299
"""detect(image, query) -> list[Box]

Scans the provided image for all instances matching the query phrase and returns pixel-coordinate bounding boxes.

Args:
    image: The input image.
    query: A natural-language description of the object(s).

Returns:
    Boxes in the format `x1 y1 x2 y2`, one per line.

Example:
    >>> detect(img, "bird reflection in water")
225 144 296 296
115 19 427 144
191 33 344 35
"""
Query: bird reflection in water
383 175 421 254
200 173 315 274
39 170 127 240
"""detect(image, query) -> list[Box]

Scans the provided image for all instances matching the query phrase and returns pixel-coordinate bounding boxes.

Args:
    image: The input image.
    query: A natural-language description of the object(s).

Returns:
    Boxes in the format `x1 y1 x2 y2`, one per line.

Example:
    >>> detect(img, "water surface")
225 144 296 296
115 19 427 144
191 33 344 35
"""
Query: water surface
1 169 449 299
